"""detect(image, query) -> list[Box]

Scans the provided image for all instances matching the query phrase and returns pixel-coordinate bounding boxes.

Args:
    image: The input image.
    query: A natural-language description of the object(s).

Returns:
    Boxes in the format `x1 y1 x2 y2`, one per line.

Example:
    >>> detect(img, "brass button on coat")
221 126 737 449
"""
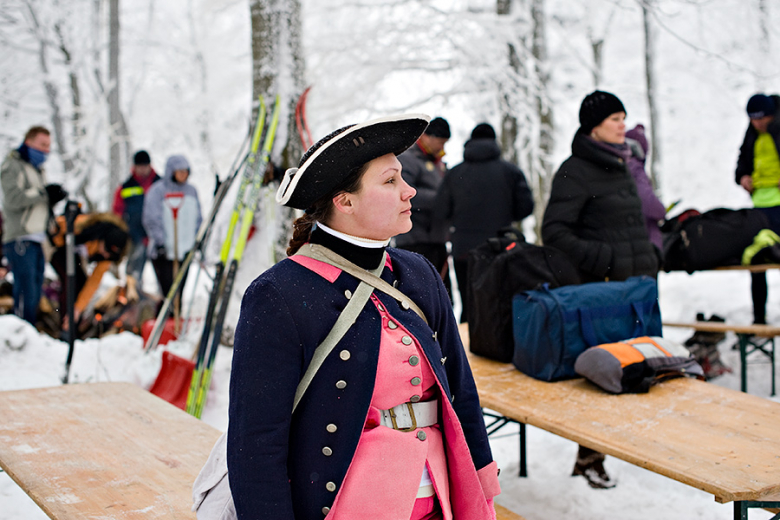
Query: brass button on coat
322 447 333 456
401 300 410 310
409 355 420 366
401 336 412 345
410 394 421 403
417 430 427 441
344 290 352 300
322 506 331 515
339 350 351 361
387 320 398 330
326 481 337 492
326 423 337 433
411 377 421 386
335 380 347 389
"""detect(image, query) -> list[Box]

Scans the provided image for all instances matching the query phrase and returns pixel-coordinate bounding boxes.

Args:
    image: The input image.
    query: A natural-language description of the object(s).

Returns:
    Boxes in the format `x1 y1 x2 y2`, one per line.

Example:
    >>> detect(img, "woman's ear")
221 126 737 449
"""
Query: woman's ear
332 192 354 215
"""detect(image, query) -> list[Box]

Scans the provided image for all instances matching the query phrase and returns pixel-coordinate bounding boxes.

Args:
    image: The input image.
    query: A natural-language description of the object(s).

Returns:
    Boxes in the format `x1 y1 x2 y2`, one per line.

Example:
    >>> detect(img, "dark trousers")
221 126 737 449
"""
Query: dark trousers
50 247 87 324
751 206 780 324
152 254 190 314
453 257 470 323
396 242 452 301
3 240 44 325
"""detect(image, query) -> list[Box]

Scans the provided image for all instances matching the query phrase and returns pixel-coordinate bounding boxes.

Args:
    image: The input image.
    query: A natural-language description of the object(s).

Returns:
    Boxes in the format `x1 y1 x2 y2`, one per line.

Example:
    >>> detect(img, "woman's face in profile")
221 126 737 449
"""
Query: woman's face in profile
342 153 416 241
590 111 626 145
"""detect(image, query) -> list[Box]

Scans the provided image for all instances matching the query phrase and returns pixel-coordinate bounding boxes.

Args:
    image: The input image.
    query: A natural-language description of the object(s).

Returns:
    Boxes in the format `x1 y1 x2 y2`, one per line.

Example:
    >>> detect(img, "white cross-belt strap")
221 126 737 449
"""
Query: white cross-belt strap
380 400 438 431
291 254 385 412
296 243 428 326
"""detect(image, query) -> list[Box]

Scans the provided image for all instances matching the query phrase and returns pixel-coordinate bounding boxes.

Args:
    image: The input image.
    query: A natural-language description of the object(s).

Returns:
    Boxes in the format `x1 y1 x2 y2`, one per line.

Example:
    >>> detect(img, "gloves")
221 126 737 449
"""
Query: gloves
155 245 167 259
45 184 67 206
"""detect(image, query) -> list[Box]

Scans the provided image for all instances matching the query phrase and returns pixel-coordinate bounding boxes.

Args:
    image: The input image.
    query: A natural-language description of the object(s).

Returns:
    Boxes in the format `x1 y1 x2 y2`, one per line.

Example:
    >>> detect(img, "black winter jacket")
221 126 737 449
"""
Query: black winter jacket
395 144 448 246
434 138 533 259
542 130 658 283
735 93 780 184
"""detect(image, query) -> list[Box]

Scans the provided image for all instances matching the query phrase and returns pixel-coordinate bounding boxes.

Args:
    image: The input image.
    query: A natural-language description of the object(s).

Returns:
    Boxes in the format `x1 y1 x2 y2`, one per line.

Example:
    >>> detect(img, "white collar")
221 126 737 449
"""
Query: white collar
317 222 390 248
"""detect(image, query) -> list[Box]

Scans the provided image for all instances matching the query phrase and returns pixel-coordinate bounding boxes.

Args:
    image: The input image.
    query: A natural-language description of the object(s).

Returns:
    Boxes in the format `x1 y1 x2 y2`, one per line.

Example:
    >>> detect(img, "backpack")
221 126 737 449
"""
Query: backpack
574 336 704 394
467 228 580 362
662 208 770 273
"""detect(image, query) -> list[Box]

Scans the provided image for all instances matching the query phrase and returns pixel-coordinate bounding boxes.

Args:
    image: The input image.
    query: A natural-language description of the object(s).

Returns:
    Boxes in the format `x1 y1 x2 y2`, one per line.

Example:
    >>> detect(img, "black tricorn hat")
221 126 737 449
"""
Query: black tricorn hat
276 114 430 210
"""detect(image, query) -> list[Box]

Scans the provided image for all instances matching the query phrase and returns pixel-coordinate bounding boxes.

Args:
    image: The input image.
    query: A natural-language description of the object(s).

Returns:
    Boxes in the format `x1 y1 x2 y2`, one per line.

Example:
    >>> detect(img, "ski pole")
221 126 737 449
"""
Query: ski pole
62 200 81 384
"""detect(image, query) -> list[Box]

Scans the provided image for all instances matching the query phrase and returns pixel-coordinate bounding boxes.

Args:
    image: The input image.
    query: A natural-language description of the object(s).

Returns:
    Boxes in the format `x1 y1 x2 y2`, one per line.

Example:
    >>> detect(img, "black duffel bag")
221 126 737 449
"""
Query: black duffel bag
662 207 770 273
467 228 580 362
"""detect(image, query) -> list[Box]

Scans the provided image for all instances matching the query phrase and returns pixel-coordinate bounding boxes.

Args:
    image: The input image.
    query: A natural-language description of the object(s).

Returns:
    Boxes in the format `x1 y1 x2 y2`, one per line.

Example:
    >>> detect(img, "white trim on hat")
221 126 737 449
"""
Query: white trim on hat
275 113 430 206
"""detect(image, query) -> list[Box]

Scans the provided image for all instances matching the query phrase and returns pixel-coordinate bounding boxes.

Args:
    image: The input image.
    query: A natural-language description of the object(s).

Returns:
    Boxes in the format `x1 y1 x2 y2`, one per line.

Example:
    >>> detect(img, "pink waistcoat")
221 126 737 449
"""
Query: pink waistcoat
291 255 500 520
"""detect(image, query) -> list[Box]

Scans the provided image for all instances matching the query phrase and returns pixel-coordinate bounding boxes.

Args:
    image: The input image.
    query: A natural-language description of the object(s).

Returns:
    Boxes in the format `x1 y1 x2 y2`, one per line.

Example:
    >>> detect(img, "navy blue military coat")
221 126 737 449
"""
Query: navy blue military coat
227 248 494 520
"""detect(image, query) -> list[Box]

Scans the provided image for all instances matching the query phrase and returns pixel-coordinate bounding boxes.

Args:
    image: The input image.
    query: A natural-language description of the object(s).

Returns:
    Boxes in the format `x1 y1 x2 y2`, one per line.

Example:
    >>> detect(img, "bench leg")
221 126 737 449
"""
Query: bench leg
738 334 777 396
519 422 527 478
739 334 749 394
481 409 527 478
733 500 780 520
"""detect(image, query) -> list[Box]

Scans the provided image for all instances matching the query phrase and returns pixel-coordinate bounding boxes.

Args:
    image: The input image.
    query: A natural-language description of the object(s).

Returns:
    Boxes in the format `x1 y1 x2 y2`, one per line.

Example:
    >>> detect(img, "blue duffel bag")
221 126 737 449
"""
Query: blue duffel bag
511 276 662 381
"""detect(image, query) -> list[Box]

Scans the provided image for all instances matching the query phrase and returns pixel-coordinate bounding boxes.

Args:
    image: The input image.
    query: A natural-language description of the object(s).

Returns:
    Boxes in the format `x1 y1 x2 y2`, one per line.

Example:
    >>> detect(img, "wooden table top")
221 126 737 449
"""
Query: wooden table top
0 382 221 520
663 321 780 336
459 324 780 504
712 264 780 273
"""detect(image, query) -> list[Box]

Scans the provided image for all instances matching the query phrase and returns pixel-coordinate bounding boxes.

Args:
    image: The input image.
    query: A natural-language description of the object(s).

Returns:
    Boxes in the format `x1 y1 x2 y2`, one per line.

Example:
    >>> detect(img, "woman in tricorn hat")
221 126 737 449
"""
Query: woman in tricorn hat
227 114 500 519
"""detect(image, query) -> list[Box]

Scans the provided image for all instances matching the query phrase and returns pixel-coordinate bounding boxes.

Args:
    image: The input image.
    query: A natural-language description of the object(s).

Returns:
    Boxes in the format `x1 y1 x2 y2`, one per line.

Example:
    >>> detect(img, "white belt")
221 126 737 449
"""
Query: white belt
379 401 438 431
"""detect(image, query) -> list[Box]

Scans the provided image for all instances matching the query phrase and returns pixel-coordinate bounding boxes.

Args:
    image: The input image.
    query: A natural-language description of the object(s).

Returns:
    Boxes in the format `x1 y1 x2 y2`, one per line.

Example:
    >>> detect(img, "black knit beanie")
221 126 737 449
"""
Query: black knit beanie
133 150 151 165
746 94 775 119
424 117 451 139
579 91 626 134
470 123 496 140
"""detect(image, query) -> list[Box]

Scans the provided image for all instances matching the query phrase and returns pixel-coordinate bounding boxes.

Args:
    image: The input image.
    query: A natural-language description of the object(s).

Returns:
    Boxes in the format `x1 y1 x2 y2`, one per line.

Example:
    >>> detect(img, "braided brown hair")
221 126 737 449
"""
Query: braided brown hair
286 161 370 256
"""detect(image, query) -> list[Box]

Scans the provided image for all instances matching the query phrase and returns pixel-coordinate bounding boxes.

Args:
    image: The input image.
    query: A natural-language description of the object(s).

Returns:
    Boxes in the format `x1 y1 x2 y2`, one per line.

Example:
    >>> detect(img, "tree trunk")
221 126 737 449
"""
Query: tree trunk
108 0 125 196
249 0 305 261
530 0 554 242
641 2 661 192
497 0 519 165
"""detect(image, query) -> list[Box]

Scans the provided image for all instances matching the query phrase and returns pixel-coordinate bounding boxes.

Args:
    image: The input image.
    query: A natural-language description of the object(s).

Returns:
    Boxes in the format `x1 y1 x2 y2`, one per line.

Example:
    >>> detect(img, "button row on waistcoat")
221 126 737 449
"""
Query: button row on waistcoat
409 355 419 366
417 430 426 441
401 335 412 345
410 394 421 403
411 377 421 386
387 320 398 330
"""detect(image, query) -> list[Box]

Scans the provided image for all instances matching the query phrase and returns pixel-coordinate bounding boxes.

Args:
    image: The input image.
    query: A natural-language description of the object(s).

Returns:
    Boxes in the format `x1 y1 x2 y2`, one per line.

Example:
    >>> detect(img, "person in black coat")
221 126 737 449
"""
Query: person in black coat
542 90 659 489
734 93 780 325
434 123 533 322
542 91 658 284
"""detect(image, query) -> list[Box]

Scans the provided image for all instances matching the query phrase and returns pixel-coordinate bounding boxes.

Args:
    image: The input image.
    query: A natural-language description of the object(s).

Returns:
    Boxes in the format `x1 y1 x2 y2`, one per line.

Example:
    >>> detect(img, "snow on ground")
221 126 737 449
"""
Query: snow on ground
1 269 778 519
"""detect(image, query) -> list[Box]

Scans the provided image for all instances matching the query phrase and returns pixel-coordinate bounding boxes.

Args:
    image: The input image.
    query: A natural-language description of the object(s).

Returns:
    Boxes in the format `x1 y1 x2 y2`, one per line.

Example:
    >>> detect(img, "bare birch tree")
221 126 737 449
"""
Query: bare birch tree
640 0 661 191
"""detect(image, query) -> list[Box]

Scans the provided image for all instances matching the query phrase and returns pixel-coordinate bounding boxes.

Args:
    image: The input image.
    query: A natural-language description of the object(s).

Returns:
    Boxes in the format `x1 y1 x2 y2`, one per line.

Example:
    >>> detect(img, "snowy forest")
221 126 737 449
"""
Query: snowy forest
2 1 780 519
1 0 777 243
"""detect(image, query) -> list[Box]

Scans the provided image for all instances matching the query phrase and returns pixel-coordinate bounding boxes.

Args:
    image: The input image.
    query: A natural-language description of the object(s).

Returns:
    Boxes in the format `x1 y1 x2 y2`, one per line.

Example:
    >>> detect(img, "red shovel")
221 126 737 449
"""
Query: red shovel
149 350 195 410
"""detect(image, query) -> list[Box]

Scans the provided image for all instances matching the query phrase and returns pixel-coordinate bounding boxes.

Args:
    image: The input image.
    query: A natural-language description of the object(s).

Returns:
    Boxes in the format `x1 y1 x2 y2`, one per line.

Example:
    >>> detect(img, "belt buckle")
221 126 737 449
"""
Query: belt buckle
388 403 417 432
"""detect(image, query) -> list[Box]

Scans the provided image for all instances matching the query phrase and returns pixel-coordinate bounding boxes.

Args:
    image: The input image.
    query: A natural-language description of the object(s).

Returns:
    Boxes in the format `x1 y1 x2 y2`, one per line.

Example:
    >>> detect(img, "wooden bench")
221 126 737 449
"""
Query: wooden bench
0 382 525 520
663 321 778 396
459 324 780 520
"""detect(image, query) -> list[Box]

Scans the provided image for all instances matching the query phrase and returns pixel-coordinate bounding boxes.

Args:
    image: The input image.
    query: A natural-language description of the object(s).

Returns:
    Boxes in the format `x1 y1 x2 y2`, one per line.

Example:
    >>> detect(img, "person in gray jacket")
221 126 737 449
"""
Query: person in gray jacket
142 154 202 306
434 123 534 322
394 117 451 293
1 126 66 325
